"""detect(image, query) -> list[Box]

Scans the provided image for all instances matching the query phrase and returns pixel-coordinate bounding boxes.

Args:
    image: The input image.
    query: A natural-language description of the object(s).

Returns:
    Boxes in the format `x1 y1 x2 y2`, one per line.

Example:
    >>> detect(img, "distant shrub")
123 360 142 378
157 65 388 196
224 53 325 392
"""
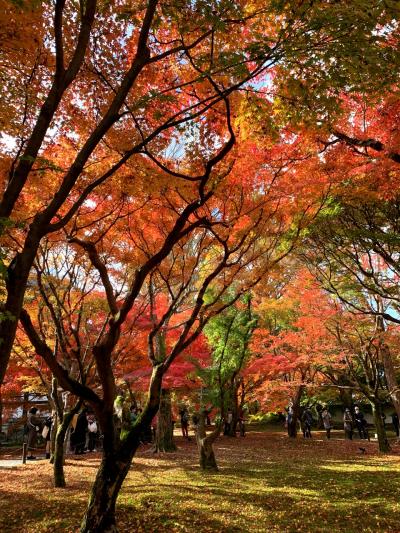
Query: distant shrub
248 412 283 424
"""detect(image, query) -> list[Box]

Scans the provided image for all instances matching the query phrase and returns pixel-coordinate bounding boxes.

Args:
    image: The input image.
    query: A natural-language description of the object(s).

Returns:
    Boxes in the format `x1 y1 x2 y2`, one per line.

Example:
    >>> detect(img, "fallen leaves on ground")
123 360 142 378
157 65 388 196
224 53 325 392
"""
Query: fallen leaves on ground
0 429 399 532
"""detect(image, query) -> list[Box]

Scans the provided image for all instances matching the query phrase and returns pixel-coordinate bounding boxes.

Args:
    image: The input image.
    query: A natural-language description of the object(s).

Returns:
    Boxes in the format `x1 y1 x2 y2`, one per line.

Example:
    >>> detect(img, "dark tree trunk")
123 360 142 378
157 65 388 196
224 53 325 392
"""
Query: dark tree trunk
196 411 220 471
371 401 390 453
54 405 81 487
81 364 164 532
381 345 400 419
80 450 134 533
22 391 29 418
49 413 57 464
227 382 240 437
155 389 176 452
0 244 40 386
0 388 3 434
288 385 304 438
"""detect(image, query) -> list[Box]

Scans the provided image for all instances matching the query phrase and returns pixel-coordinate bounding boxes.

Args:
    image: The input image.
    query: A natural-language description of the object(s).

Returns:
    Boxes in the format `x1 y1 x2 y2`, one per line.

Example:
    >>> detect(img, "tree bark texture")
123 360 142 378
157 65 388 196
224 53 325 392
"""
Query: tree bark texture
227 382 240 437
196 411 220 471
381 345 400 419
0 388 2 434
80 450 133 533
155 389 176 452
81 364 164 532
288 385 304 438
53 406 80 487
371 401 391 453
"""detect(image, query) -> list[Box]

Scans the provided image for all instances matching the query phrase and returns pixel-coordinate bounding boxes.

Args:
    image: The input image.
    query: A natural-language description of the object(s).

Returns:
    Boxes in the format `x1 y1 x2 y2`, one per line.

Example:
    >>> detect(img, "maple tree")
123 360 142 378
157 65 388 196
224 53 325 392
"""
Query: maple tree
1 2 400 532
175 292 258 470
203 292 257 432
246 263 400 452
246 270 339 436
17 108 325 528
298 96 400 421
1 0 399 387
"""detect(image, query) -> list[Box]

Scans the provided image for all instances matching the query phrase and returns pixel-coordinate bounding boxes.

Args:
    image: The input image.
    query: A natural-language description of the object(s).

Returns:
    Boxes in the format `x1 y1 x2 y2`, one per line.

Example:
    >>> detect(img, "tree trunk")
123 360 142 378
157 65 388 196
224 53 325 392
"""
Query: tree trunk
80 450 133 533
0 387 3 434
22 391 29 418
381 345 400 419
0 244 39 386
81 363 164 532
155 389 176 452
81 408 149 532
50 412 58 463
371 401 390 453
196 411 220 471
288 385 304 438
54 406 80 487
227 382 240 437
199 437 218 471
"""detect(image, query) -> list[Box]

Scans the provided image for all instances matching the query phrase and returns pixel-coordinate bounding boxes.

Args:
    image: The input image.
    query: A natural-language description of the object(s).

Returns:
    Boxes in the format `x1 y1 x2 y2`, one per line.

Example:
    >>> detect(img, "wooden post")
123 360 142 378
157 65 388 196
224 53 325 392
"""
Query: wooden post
22 442 27 464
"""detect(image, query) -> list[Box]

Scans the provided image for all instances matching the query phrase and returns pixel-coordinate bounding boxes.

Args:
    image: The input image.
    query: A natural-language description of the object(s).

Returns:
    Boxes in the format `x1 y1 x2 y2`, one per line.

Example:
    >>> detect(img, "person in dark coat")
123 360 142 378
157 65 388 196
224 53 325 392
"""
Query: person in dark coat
42 415 53 459
392 412 399 437
72 409 88 454
26 407 41 460
301 408 313 438
354 406 369 440
224 409 233 435
238 409 246 437
179 407 189 439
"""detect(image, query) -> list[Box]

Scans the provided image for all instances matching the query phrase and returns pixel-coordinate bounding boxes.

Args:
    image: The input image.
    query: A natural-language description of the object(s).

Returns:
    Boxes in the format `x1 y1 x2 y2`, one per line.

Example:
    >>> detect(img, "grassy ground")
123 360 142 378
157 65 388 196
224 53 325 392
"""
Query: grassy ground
1 429 400 532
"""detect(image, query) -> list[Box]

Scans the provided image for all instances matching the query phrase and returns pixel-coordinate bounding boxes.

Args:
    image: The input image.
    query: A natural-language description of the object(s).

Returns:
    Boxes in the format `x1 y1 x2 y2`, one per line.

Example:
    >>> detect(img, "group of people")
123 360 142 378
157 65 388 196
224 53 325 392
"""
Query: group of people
25 407 52 460
285 404 400 441
178 406 247 438
223 409 246 437
23 401 400 459
24 406 99 459
70 408 98 454
343 406 370 440
301 405 400 441
343 407 400 440
342 406 369 440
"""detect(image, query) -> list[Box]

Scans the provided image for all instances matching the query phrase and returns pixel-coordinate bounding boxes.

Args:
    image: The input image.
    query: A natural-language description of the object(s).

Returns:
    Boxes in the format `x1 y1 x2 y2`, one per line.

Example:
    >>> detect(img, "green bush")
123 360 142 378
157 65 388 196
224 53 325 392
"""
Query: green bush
248 412 283 425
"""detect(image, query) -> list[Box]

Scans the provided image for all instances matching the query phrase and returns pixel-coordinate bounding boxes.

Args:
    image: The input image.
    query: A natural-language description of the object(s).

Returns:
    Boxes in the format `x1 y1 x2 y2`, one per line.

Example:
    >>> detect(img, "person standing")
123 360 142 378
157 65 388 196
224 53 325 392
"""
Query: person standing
343 408 353 440
321 408 333 439
86 411 98 452
130 405 137 425
26 407 41 460
238 409 246 437
224 409 233 435
354 406 369 440
285 405 293 437
391 412 399 437
179 407 189 439
42 414 53 459
72 408 88 454
301 408 313 439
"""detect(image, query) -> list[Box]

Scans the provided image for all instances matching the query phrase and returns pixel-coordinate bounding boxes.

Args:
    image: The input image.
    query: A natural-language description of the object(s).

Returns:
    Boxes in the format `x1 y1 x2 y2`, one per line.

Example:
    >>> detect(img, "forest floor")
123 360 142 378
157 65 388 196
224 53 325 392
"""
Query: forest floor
1 429 400 532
